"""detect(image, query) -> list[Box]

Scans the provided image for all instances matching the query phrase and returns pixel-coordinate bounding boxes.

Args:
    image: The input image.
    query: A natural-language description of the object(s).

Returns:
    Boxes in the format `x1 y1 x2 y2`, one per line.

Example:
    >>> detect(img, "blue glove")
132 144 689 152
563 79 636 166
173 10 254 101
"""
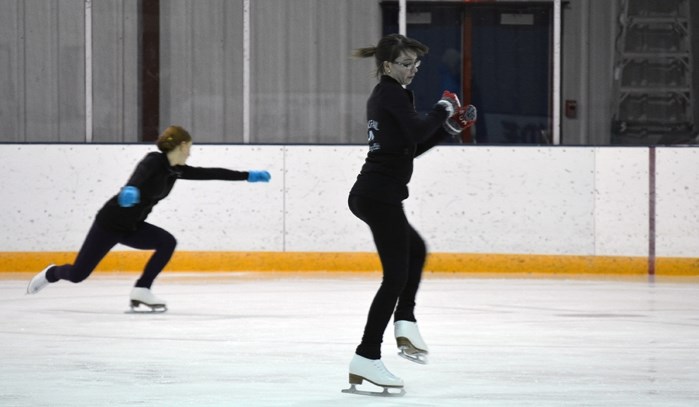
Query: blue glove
247 170 271 183
117 186 140 207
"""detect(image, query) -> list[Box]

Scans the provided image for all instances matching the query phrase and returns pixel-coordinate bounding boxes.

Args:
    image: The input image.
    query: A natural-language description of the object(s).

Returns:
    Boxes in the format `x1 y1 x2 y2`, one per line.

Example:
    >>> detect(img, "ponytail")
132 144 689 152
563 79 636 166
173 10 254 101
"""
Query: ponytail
352 46 377 58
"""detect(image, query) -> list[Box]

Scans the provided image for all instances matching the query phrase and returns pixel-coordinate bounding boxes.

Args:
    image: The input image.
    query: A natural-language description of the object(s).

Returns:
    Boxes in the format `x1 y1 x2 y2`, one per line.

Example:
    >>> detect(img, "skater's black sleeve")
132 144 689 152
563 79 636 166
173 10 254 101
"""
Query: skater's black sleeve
415 127 452 157
175 166 249 181
376 78 450 145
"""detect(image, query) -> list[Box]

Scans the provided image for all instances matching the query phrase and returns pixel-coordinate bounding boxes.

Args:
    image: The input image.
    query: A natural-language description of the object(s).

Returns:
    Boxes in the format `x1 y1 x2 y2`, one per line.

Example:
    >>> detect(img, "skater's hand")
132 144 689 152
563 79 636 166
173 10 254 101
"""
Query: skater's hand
247 170 271 183
118 186 140 207
435 90 461 116
443 104 477 136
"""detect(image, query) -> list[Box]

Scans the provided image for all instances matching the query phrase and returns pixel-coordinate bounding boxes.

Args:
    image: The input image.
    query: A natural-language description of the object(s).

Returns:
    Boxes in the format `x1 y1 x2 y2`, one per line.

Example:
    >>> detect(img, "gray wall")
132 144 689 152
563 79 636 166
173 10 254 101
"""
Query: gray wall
0 0 139 142
0 0 639 145
160 0 379 143
160 0 245 143
1 0 85 142
561 0 617 145
91 0 140 142
249 0 379 144
693 0 699 133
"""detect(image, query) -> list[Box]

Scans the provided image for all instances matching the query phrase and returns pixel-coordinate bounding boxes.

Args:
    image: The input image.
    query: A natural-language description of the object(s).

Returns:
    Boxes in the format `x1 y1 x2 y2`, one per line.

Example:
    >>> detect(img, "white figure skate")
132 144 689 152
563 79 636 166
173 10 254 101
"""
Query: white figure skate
341 354 405 397
128 287 167 313
395 320 429 364
26 264 54 295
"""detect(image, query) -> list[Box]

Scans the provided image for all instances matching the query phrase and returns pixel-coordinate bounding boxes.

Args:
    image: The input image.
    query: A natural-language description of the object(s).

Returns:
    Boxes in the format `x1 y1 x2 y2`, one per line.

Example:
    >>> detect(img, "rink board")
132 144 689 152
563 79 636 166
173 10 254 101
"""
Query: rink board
2 144 699 276
1 251 698 277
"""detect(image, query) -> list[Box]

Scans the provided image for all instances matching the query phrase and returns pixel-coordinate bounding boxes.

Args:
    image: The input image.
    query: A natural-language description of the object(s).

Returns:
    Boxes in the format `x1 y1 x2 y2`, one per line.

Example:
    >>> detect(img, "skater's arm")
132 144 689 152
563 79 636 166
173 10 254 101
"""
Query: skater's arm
414 127 451 157
383 86 450 145
177 166 249 181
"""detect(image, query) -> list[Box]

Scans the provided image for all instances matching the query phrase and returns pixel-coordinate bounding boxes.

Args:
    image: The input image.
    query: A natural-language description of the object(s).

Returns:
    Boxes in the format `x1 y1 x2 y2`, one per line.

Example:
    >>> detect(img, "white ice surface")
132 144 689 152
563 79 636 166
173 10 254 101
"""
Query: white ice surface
1 273 698 407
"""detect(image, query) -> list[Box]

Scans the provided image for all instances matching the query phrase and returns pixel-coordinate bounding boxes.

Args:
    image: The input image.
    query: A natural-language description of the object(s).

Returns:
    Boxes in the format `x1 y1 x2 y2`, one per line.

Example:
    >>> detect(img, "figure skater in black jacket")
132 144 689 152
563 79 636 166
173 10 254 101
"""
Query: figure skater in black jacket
26 125 271 311
344 34 474 395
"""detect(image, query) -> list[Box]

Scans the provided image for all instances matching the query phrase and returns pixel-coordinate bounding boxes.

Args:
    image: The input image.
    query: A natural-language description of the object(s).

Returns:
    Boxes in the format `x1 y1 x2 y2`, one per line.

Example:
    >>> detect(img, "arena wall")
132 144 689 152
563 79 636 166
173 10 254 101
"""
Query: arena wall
1 144 698 276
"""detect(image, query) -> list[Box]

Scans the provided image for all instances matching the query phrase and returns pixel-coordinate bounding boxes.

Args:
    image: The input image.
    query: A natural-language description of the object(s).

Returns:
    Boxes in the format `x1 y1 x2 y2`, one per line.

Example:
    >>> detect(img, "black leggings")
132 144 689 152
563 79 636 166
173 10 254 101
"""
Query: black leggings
348 194 426 360
46 220 177 289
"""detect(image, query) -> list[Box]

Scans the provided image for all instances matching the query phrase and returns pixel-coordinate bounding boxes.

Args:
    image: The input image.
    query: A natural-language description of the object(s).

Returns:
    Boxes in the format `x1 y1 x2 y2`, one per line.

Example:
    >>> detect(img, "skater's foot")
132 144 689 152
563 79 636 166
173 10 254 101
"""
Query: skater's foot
349 354 403 387
395 320 429 364
342 355 404 397
129 287 167 312
26 265 54 295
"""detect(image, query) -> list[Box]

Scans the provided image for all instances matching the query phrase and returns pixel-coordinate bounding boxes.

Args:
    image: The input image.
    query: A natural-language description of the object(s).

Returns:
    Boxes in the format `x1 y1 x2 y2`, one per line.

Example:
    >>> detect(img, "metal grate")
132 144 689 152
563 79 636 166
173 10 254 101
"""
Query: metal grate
612 0 695 144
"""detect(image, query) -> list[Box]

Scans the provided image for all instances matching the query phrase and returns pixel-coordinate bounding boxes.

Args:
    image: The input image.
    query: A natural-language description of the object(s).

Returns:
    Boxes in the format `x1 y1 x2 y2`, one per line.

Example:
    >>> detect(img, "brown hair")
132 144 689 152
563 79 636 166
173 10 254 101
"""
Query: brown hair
353 33 429 77
156 125 192 152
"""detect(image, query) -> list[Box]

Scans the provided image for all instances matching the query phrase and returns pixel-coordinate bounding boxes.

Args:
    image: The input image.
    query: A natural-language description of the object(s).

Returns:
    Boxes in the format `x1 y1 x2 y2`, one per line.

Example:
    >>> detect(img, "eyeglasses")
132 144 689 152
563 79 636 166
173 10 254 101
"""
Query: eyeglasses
392 60 421 70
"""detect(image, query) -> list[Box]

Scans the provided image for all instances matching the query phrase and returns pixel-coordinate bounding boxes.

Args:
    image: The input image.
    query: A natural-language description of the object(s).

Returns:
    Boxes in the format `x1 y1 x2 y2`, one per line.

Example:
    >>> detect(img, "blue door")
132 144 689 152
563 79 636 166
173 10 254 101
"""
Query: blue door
382 3 552 144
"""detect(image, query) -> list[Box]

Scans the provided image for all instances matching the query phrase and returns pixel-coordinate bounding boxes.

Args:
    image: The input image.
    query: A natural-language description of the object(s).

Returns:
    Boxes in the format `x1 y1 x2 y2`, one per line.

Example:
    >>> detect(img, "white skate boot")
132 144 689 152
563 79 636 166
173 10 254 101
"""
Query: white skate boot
341 354 405 397
129 287 167 313
26 265 54 295
395 320 429 364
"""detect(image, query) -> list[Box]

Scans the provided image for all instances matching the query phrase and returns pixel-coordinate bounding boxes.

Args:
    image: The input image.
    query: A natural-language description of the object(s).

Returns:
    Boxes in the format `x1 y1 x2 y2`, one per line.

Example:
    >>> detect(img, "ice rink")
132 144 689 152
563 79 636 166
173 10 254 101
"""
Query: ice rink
1 272 698 407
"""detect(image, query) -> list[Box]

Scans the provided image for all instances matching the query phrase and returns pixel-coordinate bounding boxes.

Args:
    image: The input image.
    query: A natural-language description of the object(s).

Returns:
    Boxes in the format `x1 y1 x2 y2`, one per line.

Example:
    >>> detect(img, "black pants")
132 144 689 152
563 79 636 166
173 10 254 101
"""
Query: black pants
46 220 177 289
348 194 426 360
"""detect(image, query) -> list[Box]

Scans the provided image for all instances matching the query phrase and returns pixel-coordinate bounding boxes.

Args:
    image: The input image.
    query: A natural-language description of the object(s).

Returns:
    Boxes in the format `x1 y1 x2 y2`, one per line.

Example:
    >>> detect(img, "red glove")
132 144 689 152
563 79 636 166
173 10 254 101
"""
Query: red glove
444 104 477 137
436 90 461 116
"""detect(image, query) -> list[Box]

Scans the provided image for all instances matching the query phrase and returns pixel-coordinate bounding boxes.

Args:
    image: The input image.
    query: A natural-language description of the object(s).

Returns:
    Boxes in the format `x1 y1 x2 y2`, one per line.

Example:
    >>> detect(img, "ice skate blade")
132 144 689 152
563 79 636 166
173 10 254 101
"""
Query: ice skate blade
397 337 428 353
341 384 405 397
398 347 428 364
127 300 167 314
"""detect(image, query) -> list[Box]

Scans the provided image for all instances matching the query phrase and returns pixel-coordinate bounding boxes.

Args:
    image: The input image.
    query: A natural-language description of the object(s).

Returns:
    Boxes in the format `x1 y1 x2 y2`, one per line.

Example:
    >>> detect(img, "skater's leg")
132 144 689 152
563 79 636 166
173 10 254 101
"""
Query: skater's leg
349 195 410 360
394 225 426 322
393 225 430 362
47 222 120 284
120 222 176 289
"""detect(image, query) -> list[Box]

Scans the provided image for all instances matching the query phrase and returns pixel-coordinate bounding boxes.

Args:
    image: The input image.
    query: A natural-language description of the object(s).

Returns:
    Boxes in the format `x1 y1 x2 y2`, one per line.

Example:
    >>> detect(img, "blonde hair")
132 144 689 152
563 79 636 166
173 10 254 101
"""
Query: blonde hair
156 125 192 152
353 33 429 77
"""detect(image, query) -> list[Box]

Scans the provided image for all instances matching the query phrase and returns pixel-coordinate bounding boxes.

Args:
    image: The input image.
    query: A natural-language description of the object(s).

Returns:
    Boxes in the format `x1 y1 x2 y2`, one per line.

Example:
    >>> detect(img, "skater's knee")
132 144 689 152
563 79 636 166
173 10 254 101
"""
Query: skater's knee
167 235 177 250
416 244 426 261
158 233 177 252
381 273 409 295
411 238 426 261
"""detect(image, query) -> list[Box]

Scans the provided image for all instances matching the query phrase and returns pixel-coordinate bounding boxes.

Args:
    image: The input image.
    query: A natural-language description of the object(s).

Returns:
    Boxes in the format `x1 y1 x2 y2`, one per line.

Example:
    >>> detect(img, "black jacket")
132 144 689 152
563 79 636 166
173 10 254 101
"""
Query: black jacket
350 75 451 203
96 152 248 232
